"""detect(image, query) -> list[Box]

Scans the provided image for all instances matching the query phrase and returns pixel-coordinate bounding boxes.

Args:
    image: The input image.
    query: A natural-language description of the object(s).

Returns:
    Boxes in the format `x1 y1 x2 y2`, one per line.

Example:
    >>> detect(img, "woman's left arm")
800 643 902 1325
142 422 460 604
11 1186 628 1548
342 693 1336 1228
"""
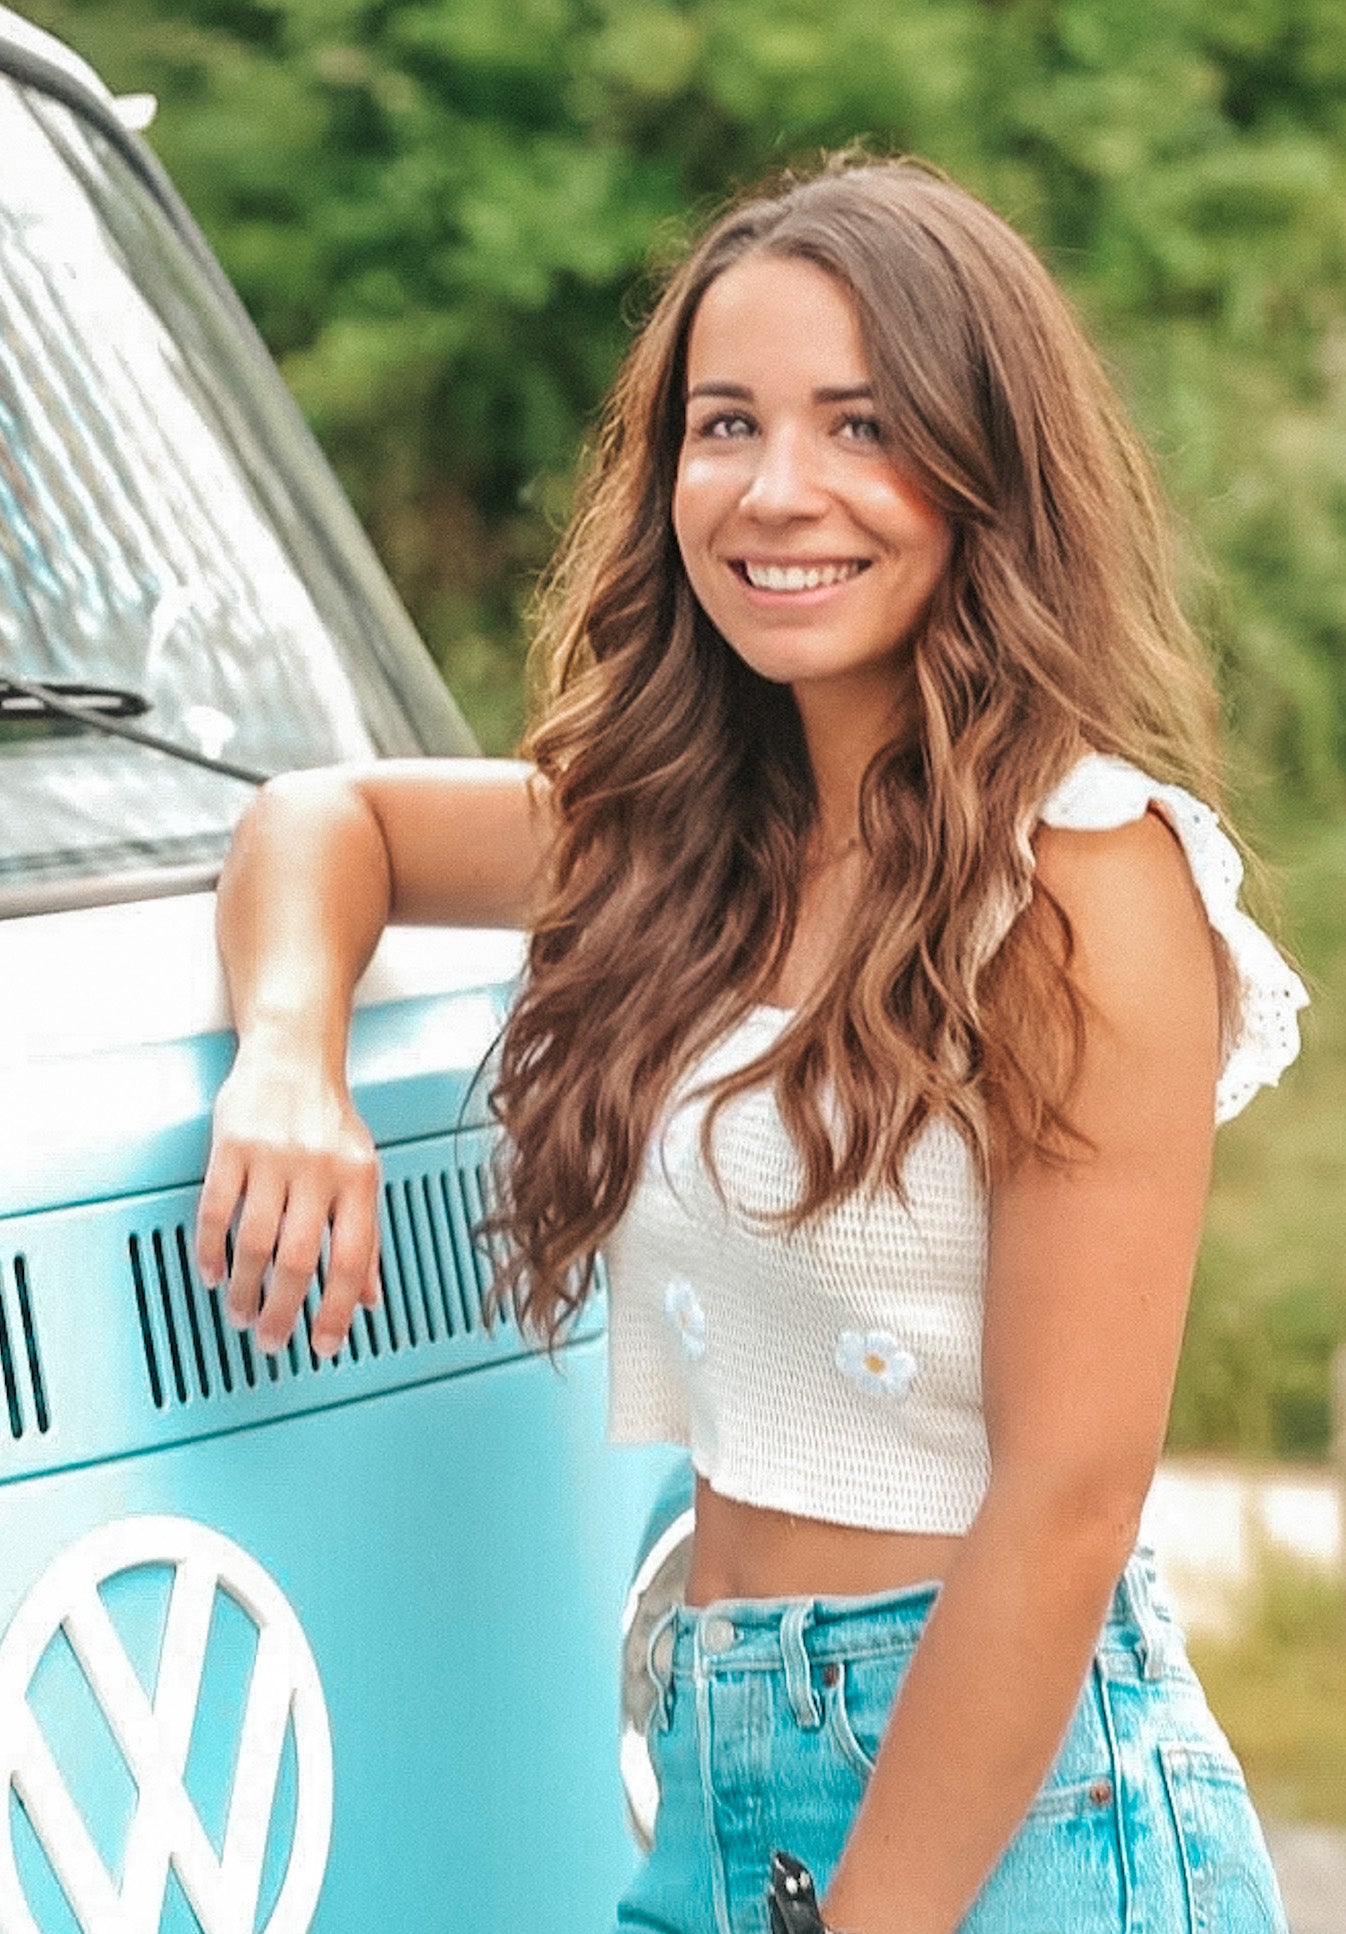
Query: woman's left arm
821 806 1222 1934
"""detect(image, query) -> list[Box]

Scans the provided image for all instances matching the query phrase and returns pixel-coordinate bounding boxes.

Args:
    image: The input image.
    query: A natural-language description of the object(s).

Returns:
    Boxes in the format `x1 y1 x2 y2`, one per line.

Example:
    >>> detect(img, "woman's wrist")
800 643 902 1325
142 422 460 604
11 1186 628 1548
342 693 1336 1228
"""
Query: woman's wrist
229 998 351 1087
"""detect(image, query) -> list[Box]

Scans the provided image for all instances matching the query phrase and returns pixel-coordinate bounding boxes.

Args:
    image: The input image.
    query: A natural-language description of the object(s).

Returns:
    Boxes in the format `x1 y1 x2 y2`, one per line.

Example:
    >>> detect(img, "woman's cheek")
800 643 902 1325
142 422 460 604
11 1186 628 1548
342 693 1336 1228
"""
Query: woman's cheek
892 473 955 552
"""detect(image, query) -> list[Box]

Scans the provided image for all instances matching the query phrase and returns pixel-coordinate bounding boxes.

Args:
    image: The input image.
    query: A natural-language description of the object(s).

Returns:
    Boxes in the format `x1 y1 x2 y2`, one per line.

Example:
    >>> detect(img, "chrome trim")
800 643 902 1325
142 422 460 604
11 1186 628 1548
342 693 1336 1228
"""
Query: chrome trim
0 862 220 922
619 1505 695 1853
620 1506 697 1644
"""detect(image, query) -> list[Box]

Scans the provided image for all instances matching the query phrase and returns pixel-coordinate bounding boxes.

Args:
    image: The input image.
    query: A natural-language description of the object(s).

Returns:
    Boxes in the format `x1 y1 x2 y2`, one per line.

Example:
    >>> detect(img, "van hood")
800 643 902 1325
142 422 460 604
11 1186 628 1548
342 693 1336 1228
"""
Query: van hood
0 895 527 1217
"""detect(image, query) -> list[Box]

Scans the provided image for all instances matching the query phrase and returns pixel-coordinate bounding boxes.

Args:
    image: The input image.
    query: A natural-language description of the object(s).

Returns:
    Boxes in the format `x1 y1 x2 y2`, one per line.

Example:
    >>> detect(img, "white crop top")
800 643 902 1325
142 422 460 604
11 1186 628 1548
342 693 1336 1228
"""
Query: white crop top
604 754 1309 1532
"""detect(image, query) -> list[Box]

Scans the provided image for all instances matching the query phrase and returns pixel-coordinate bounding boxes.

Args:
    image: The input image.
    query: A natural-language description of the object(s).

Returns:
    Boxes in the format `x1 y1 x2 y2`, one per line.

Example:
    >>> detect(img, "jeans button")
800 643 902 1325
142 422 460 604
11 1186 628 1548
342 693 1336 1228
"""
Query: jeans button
701 1615 737 1653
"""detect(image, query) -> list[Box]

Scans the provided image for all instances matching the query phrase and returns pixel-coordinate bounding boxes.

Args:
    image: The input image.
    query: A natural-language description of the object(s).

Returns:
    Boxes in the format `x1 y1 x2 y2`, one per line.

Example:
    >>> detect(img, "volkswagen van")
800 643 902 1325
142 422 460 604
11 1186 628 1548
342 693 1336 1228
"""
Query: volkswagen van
0 11 683 1928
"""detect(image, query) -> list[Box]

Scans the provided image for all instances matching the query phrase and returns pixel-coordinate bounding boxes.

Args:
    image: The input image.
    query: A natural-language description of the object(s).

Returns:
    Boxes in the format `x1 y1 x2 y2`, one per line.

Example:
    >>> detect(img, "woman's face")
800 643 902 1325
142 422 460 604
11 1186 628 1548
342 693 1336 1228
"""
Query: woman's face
672 253 953 712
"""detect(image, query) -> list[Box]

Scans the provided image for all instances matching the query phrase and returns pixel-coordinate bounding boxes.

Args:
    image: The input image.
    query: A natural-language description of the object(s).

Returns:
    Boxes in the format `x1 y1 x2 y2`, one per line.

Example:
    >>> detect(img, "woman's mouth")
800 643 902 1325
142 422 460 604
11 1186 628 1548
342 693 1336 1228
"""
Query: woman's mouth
734 558 870 592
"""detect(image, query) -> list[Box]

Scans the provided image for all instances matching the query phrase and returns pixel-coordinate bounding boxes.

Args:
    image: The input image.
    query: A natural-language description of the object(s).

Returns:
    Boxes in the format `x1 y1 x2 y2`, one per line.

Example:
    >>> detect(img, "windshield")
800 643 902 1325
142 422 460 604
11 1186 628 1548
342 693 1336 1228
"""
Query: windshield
0 73 472 914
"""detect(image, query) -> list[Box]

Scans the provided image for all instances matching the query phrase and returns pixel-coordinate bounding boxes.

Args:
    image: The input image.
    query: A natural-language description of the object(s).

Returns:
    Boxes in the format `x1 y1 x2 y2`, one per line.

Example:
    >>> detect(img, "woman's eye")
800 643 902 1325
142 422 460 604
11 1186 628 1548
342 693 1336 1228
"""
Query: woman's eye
692 411 755 439
840 414 884 444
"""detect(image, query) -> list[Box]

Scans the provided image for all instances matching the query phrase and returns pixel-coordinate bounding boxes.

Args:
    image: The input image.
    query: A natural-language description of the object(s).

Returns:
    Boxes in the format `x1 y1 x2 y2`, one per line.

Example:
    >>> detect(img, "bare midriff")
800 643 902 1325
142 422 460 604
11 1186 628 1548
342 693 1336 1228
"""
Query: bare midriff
684 1474 966 1606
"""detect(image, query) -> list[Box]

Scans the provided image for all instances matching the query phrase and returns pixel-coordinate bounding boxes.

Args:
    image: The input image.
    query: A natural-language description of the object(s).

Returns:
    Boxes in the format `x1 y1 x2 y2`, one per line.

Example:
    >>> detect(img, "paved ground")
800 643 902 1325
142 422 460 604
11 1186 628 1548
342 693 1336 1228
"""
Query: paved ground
1142 1458 1342 1638
1266 1820 1346 1934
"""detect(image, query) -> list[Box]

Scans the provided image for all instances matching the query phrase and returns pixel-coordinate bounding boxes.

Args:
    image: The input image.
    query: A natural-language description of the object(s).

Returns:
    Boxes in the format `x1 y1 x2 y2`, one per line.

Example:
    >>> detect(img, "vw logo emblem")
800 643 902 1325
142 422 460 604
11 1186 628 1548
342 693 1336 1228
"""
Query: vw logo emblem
0 1516 333 1933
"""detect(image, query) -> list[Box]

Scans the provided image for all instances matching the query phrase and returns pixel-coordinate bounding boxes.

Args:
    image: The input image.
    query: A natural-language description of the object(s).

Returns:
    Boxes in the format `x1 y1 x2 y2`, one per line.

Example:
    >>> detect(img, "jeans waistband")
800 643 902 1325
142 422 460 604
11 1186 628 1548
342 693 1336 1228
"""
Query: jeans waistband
644 1544 1177 1729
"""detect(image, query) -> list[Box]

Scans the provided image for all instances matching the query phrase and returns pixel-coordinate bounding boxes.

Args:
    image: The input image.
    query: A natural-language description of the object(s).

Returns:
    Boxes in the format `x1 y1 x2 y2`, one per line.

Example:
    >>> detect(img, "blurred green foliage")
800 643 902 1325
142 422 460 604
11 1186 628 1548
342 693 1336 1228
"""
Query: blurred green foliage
1190 1544 1346 1822
1171 813 1345 1460
26 0 1346 1454
30 0 1346 784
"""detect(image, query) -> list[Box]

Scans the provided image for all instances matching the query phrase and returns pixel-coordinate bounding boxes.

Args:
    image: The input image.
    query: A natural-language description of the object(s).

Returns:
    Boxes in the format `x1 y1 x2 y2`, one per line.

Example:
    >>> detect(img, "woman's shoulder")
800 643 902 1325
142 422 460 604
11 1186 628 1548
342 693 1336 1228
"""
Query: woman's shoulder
1031 750 1309 1123
1034 751 1235 930
1038 749 1207 835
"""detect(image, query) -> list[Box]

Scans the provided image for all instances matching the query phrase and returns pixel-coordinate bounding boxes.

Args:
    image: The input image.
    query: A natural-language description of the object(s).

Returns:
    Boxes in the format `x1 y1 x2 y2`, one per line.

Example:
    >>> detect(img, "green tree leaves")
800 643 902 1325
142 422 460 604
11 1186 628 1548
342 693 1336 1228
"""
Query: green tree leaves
29 0 1345 793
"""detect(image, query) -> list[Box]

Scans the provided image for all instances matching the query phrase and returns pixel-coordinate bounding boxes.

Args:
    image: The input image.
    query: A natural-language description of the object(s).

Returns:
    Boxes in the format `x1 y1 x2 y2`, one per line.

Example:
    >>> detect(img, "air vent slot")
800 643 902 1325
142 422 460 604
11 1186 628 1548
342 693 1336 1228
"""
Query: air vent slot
0 1254 50 1438
126 1145 511 1411
447 1158 509 1330
379 1162 511 1349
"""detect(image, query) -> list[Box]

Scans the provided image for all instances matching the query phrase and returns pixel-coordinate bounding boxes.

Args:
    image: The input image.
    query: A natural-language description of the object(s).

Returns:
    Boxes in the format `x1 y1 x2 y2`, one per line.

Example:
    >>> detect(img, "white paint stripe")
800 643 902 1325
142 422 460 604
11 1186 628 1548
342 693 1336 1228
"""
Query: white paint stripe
121 1557 217 1922
9 1699 127 1934
217 1625 295 1926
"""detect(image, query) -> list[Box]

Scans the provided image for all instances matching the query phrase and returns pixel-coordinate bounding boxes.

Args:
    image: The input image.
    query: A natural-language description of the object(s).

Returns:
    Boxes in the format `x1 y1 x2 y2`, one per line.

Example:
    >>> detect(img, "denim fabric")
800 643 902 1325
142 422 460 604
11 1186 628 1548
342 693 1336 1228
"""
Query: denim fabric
616 1549 1288 1934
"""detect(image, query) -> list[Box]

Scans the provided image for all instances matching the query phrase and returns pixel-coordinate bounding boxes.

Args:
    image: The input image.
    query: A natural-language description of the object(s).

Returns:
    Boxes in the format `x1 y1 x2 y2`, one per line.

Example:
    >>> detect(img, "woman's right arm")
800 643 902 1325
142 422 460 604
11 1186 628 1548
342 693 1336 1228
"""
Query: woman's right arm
194 757 549 1359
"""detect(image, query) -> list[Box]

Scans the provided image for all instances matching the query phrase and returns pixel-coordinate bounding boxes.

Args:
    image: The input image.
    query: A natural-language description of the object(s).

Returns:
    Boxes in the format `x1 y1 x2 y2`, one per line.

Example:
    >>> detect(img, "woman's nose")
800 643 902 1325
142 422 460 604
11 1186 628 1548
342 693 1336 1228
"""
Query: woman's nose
738 427 827 519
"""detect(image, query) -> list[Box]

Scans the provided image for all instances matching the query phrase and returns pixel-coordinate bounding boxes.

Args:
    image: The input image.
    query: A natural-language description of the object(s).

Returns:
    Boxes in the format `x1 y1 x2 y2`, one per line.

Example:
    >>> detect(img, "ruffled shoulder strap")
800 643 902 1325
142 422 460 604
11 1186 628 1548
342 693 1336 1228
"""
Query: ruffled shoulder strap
1037 752 1309 1124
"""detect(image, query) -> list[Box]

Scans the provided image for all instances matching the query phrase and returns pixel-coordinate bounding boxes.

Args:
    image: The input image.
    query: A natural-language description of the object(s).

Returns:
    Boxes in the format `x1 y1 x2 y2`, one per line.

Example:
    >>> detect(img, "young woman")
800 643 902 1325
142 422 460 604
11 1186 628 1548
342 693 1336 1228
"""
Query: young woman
197 157 1306 1932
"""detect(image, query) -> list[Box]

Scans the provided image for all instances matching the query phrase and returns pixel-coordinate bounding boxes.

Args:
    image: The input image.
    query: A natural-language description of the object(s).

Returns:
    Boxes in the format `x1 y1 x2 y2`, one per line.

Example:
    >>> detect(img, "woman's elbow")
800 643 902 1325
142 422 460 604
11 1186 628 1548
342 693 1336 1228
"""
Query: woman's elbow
984 1453 1153 1581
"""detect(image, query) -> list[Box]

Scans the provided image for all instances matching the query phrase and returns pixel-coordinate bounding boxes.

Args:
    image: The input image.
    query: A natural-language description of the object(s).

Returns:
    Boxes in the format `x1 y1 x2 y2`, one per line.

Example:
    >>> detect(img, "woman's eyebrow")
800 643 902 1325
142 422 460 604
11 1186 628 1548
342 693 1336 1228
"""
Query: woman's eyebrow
685 381 875 402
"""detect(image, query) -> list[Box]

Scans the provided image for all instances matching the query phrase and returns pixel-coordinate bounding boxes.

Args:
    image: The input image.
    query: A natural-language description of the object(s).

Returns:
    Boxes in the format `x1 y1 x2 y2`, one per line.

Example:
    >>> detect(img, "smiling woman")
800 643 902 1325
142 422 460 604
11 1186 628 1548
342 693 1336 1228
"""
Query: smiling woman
201 155 1304 1934
487 157 1302 1934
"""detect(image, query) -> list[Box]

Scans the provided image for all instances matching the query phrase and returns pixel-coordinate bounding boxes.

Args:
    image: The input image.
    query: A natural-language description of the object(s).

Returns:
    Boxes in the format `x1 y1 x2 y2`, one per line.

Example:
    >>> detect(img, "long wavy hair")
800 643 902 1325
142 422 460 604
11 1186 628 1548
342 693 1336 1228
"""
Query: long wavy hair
487 154 1238 1346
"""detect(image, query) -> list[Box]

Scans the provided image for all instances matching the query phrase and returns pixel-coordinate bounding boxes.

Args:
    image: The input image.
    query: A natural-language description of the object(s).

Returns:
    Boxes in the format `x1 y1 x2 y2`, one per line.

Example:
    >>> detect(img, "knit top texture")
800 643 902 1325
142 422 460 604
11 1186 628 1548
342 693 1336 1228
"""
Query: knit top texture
604 753 1309 1533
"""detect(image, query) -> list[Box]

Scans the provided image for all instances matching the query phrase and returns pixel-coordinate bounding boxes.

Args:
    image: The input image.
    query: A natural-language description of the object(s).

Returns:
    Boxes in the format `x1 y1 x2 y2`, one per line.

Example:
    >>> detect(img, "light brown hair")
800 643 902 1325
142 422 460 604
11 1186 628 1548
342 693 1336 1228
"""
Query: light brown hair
487 155 1237 1346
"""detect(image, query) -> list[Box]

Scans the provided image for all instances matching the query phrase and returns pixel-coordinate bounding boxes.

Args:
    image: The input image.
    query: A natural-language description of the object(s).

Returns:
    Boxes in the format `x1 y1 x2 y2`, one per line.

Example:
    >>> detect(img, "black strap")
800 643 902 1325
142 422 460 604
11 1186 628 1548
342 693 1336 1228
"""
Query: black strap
767 1850 829 1934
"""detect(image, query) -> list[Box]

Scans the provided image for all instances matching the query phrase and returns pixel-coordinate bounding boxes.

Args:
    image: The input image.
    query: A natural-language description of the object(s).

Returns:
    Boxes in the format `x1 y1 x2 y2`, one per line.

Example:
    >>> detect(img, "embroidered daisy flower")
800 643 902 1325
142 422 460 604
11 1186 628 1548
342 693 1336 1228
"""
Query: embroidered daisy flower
835 1329 917 1398
664 1278 707 1360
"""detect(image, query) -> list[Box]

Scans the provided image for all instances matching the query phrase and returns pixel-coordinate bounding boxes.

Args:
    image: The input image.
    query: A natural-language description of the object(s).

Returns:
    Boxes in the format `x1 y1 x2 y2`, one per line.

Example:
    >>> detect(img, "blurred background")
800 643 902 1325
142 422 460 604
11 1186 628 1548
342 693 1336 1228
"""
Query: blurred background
25 0 1346 1865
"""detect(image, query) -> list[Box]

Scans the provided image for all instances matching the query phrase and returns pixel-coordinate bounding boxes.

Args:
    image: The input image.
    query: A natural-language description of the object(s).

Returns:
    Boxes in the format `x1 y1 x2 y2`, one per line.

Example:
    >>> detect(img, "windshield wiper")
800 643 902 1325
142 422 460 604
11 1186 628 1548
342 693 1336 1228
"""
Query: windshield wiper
0 671 269 785
0 680 149 720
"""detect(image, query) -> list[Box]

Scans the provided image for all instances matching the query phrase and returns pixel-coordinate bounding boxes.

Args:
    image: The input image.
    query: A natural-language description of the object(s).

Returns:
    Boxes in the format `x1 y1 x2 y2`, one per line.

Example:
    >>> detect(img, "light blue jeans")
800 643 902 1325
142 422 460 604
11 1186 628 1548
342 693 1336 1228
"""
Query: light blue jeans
617 1548 1288 1933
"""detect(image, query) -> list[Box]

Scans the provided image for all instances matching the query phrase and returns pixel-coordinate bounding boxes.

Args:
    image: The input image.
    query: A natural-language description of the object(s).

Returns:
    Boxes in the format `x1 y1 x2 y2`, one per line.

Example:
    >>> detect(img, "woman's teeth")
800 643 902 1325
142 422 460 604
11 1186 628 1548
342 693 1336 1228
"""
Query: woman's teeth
741 560 865 591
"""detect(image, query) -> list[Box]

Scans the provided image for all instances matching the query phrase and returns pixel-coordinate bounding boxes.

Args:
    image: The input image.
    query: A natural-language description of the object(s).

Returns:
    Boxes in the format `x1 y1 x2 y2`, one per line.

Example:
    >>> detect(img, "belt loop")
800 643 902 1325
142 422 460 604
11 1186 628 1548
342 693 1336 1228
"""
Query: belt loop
645 1603 678 1731
780 1601 822 1729
1119 1550 1166 1682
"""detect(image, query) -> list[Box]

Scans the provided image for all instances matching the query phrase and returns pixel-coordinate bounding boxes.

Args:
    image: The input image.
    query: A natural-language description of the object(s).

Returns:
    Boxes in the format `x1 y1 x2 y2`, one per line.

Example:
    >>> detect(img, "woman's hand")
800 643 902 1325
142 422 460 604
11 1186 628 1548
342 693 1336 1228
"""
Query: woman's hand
196 1032 382 1358
194 757 548 1357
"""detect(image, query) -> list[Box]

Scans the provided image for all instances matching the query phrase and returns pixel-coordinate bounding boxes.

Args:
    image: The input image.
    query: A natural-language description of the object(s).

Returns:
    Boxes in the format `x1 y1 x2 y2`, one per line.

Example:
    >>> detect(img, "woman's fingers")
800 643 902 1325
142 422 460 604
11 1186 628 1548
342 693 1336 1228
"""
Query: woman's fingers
225 1167 287 1331
359 1241 384 1312
258 1189 332 1355
196 1140 245 1289
313 1154 381 1356
212 1142 381 1356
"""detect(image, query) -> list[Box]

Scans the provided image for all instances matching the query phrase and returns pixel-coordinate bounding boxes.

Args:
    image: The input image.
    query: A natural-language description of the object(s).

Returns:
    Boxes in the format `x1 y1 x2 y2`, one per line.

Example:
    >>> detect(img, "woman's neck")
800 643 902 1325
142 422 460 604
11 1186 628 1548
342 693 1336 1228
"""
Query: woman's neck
792 668 919 854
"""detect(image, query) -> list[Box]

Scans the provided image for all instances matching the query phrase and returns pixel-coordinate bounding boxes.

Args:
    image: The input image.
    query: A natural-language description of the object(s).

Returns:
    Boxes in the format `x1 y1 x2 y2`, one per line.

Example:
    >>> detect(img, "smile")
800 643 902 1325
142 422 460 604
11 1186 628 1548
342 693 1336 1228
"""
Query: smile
736 559 869 592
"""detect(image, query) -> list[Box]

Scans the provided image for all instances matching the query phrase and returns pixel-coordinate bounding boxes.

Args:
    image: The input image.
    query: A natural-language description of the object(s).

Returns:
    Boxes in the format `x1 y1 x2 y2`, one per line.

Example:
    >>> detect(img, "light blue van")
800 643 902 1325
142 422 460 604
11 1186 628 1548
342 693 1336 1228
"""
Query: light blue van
0 11 687 1927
